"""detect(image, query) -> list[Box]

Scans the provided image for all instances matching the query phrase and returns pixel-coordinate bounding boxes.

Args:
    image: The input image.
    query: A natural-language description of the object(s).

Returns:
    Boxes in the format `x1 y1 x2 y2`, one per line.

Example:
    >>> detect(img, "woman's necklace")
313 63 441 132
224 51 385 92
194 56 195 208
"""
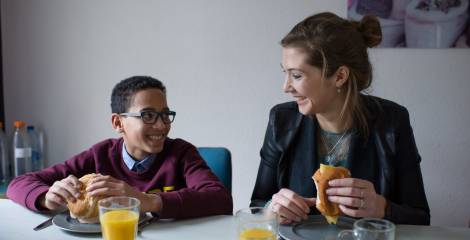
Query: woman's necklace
320 129 349 165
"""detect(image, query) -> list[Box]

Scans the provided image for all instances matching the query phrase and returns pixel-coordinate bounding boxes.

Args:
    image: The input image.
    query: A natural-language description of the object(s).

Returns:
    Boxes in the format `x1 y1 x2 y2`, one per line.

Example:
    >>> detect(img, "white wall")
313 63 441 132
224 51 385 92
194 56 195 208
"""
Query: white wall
2 0 469 227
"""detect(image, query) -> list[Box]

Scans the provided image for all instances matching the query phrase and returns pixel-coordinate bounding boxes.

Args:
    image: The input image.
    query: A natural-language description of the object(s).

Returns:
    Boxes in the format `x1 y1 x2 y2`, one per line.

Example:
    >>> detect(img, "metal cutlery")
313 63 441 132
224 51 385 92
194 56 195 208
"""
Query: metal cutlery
33 209 68 231
137 216 158 234
34 216 55 231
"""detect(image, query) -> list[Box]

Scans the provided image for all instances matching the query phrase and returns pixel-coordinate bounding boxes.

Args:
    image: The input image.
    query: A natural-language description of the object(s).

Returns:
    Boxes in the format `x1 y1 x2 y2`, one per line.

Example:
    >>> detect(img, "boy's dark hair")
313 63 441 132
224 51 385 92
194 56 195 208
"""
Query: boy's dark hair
111 76 166 113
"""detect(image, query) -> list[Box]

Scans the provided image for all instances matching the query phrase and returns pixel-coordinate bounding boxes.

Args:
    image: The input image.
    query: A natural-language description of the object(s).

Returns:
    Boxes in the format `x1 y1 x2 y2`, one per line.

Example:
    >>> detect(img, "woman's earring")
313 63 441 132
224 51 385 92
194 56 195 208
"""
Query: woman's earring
337 87 342 93
116 128 123 133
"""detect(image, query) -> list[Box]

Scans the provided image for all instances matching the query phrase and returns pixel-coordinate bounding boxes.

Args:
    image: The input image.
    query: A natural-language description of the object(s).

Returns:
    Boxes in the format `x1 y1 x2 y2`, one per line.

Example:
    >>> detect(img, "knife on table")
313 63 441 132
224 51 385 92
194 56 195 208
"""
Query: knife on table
33 209 68 231
137 216 159 234
34 216 54 231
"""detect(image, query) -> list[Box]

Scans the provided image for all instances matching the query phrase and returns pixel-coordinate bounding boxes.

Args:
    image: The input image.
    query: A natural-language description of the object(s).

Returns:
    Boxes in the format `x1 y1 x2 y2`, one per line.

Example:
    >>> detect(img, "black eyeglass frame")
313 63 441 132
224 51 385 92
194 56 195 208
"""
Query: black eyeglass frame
119 110 176 124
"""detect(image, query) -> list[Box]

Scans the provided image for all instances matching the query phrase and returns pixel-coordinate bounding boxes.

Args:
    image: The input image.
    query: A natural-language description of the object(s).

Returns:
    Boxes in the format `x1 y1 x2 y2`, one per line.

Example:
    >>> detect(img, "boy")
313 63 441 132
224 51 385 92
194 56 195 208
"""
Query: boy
7 76 233 219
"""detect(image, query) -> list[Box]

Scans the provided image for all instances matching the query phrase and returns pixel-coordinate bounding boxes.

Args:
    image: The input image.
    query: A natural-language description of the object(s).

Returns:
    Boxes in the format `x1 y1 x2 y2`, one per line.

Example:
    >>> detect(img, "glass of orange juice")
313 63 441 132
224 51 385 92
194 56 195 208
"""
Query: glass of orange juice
99 196 140 240
236 207 278 240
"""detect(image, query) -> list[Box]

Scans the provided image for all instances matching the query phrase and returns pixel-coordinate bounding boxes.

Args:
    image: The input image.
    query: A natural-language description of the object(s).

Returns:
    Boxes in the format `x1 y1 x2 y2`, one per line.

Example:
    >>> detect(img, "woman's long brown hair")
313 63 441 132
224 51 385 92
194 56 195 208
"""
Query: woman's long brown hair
281 12 382 137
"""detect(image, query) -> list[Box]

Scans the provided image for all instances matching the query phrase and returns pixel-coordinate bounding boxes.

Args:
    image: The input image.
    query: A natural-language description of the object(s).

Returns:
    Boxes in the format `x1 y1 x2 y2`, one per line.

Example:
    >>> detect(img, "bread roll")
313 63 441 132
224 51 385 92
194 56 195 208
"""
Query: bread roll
312 164 350 224
67 173 104 223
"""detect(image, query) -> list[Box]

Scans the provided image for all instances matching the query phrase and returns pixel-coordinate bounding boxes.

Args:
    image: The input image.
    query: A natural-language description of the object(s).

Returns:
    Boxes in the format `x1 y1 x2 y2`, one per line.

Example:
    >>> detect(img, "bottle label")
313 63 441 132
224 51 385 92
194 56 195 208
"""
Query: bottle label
15 148 32 158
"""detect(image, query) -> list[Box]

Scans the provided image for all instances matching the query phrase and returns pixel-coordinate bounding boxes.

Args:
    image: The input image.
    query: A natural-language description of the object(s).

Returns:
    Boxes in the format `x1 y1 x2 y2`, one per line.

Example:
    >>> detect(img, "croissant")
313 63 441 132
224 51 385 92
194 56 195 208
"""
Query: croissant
67 173 104 223
312 164 350 224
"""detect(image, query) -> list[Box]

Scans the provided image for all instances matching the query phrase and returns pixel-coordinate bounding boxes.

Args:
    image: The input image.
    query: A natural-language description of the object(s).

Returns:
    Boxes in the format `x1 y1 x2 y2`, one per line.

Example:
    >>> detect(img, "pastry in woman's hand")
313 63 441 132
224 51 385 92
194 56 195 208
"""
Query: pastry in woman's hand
312 164 350 224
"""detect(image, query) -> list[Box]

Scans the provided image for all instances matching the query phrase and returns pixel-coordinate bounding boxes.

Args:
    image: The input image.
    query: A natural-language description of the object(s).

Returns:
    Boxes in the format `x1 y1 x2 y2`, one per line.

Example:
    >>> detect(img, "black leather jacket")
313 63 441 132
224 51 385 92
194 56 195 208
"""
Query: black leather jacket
250 95 430 225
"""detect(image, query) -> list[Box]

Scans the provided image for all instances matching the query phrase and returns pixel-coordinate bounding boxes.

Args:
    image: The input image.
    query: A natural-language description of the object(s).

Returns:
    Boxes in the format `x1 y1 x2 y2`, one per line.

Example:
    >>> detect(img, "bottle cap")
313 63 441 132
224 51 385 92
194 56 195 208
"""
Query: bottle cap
14 121 26 128
27 125 35 131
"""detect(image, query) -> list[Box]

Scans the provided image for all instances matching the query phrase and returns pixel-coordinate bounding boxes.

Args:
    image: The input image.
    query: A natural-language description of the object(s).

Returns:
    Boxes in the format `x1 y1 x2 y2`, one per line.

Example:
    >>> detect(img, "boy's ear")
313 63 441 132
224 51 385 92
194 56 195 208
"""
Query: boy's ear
334 65 350 88
111 113 124 133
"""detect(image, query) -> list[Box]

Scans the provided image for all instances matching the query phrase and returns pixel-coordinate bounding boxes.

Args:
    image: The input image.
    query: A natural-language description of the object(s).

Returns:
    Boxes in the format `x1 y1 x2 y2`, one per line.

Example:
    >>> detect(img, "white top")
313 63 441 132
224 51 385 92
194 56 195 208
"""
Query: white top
0 199 469 240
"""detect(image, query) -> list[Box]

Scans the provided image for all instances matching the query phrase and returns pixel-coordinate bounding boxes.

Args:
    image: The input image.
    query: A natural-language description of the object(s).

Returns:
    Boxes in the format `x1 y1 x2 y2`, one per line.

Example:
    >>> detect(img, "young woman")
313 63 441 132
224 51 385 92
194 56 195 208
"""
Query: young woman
250 12 430 225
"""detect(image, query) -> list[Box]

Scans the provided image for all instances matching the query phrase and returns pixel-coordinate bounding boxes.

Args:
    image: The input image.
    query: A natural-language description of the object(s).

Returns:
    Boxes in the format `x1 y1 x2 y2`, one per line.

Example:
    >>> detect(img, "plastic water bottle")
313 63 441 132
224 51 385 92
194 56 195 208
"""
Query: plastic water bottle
0 122 10 183
13 121 32 176
27 125 43 171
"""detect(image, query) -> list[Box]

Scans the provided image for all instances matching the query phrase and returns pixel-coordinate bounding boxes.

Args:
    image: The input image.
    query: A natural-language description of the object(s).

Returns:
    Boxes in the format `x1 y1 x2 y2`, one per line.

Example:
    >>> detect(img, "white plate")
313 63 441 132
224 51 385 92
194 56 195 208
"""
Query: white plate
279 215 355 240
52 212 151 233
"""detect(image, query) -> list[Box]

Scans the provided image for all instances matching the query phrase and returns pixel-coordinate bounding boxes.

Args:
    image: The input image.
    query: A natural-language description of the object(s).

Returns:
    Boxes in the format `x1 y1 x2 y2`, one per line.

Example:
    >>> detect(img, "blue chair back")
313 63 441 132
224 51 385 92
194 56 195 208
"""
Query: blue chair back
197 147 232 193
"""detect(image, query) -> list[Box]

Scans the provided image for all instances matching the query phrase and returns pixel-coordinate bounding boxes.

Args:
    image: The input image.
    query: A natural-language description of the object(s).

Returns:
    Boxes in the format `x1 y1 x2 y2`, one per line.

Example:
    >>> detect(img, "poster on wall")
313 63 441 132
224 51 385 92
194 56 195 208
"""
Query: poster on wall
347 0 470 48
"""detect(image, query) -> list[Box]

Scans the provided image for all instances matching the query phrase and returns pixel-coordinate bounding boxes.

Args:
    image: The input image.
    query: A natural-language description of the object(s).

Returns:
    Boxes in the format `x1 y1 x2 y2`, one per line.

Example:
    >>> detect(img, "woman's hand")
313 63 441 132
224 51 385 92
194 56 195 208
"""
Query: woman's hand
326 178 387 218
268 188 316 224
42 175 81 210
86 175 162 213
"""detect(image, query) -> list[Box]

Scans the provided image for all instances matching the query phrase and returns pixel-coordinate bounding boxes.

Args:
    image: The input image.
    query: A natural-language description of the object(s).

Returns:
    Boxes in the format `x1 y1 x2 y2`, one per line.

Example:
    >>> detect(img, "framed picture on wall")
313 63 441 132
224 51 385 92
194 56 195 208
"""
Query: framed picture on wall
347 0 470 48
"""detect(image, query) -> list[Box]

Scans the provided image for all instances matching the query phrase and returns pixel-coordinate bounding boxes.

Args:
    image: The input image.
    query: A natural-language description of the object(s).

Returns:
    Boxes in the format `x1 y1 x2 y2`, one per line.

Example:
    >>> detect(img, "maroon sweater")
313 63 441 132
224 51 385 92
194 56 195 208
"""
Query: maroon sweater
7 138 233 219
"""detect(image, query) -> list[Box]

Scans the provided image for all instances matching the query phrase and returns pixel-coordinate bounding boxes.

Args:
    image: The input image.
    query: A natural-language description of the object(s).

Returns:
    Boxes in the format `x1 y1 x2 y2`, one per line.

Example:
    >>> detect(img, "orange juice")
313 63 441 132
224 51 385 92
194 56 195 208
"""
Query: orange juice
239 228 276 240
100 210 139 240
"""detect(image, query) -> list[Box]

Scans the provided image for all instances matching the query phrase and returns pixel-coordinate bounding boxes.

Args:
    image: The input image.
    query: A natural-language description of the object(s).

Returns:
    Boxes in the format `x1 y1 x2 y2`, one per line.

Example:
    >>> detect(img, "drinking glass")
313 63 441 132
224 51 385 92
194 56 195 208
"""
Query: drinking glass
236 207 278 240
99 196 140 240
338 218 395 240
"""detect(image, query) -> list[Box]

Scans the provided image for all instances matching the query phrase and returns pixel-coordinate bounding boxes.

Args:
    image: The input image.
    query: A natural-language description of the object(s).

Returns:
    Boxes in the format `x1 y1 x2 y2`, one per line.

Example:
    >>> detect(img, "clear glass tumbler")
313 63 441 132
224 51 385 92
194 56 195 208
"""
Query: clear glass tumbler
236 207 279 240
99 196 140 240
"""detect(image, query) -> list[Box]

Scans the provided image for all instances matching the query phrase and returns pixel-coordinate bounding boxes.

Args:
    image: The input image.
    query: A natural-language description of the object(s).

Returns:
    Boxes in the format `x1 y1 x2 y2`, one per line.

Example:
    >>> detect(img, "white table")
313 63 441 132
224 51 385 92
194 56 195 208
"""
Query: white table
0 199 469 240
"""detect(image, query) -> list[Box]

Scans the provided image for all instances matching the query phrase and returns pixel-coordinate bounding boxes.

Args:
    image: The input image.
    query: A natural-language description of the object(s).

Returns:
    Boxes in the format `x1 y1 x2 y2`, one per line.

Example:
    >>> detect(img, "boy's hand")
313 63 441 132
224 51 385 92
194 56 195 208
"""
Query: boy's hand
85 175 163 213
41 175 81 210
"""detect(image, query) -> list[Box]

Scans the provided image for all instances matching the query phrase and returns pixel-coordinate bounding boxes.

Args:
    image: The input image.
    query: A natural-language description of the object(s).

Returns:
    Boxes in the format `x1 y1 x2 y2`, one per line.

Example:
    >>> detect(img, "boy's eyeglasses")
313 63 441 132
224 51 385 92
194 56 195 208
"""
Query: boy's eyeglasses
120 110 176 124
